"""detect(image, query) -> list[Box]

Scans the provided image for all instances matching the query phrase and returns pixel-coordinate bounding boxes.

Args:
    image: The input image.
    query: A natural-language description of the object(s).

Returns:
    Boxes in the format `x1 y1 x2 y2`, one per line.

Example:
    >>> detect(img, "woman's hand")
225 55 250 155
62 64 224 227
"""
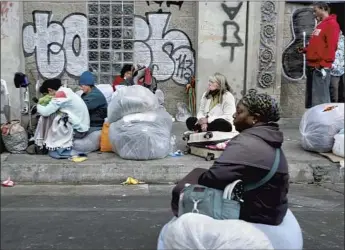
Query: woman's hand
201 123 208 132
198 117 208 125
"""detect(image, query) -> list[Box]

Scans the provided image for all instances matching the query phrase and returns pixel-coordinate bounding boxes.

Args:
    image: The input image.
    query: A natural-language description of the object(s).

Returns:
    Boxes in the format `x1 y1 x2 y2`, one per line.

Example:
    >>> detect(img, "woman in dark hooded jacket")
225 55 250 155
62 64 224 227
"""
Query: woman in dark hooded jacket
171 89 289 226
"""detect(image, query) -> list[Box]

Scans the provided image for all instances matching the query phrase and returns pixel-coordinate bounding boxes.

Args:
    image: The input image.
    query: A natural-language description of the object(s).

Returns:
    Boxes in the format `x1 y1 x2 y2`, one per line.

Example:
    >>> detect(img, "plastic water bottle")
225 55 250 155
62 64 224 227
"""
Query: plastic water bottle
170 135 176 155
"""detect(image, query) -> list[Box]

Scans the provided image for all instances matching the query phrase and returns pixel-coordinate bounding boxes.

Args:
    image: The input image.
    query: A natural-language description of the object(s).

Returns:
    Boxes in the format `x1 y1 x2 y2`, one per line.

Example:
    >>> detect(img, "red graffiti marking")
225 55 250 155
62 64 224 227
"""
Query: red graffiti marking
1 2 13 39
1 2 13 21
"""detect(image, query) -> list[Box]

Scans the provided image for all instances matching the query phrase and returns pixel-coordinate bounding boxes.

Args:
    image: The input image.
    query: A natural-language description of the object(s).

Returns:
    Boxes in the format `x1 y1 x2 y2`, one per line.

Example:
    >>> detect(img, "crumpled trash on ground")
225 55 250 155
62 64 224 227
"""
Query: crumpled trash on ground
2 177 14 187
121 177 145 185
70 155 88 163
169 150 184 157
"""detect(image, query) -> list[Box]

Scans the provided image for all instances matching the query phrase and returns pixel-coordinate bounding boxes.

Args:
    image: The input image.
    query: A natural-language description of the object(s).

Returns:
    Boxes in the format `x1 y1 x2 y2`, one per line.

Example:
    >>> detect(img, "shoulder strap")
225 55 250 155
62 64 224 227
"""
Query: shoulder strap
244 148 281 192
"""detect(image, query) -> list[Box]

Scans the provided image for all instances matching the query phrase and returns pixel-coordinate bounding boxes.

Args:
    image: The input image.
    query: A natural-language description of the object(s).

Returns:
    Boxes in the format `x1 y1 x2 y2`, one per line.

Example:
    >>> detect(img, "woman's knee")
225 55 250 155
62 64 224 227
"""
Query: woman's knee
209 119 232 132
186 117 198 130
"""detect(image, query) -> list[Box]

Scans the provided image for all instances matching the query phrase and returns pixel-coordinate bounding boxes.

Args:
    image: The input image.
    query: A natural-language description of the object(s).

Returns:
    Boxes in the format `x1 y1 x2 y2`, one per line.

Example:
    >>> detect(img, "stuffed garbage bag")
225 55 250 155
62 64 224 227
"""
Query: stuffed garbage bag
109 110 172 160
73 130 101 153
332 129 344 158
158 210 303 250
107 85 159 124
300 103 344 153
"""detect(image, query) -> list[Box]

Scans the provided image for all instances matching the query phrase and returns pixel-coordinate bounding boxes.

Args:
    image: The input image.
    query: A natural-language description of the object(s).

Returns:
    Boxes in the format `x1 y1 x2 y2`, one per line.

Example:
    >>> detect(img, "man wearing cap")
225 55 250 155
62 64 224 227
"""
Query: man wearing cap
79 71 108 132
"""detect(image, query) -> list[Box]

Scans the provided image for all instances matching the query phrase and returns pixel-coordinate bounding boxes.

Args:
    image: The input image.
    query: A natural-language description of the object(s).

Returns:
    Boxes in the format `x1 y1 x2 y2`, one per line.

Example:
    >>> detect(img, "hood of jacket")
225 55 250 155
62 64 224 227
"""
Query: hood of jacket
243 123 283 149
216 123 288 173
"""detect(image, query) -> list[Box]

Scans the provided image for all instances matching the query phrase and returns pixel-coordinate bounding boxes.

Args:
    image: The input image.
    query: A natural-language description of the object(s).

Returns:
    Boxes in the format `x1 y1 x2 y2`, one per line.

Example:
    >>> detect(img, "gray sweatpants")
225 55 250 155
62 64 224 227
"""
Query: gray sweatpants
330 75 343 103
305 67 331 108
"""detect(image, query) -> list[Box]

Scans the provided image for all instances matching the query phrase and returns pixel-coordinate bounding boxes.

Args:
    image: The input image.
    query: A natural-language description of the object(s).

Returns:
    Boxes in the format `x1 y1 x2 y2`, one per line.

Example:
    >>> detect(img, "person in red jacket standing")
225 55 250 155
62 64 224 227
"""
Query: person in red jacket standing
298 2 340 108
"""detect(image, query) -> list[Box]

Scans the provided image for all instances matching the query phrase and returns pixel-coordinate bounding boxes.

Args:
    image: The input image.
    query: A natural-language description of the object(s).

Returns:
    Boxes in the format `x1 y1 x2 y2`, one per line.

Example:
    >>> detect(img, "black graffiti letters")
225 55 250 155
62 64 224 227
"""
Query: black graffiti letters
146 1 184 10
220 2 244 62
175 53 193 81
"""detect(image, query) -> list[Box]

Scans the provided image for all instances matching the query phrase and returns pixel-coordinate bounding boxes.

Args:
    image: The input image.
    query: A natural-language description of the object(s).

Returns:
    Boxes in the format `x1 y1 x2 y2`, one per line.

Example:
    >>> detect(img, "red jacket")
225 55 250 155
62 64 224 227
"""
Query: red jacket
305 14 340 68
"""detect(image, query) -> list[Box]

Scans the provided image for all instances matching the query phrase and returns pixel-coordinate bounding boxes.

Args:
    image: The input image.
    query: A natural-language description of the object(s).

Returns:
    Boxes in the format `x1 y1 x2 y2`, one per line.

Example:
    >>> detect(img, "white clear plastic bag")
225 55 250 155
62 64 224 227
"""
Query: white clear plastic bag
107 85 159 124
300 103 344 153
108 110 172 160
1 121 28 153
332 129 344 157
73 130 101 153
176 102 191 122
158 210 303 250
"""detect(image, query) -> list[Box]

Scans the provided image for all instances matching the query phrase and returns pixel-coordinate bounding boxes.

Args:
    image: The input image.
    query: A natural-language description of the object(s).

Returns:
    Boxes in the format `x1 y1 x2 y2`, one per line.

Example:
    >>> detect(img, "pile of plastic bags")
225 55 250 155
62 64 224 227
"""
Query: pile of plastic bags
108 85 172 160
300 103 344 154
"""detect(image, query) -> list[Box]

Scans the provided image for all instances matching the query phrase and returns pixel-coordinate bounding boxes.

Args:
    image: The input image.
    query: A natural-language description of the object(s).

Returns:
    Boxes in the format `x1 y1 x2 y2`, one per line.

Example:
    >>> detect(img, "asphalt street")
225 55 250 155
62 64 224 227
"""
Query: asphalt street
1 184 344 250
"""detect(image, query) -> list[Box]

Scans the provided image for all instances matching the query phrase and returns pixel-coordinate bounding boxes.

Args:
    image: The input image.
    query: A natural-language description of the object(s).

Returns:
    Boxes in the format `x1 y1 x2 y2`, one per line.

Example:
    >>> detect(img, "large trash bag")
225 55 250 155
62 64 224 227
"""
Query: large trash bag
158 210 303 250
1 120 28 153
109 110 172 160
332 129 344 157
73 130 101 153
300 103 344 153
107 85 159 124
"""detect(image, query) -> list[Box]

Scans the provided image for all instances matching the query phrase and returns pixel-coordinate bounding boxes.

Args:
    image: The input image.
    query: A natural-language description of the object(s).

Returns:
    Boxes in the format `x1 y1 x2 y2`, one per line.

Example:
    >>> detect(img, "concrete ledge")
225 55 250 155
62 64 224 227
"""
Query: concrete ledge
1 124 342 185
0 153 341 185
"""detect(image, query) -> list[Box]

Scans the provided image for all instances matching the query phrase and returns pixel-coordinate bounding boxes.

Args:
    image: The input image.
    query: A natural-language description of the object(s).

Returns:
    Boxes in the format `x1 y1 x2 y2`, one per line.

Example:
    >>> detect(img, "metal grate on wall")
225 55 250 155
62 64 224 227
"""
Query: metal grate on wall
87 1 135 85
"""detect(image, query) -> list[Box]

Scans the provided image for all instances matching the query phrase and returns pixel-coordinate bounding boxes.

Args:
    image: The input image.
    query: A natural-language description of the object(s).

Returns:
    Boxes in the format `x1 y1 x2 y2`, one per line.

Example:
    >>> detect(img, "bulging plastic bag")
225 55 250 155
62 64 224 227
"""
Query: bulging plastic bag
109 110 172 160
332 129 344 157
73 130 101 153
1 121 28 153
158 210 302 250
300 103 344 153
107 85 159 124
176 102 191 122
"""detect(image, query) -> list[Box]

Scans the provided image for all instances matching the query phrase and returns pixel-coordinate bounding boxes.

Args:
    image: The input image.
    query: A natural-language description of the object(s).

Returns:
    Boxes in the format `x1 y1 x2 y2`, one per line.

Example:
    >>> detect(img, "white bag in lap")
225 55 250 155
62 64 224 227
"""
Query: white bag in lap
107 85 159 123
158 210 303 250
300 103 344 153
108 110 172 160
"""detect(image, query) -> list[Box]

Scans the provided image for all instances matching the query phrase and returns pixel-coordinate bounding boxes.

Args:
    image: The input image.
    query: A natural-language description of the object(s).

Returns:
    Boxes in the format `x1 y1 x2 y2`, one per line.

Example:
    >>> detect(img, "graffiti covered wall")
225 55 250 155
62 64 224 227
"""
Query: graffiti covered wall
134 1 196 114
22 1 196 116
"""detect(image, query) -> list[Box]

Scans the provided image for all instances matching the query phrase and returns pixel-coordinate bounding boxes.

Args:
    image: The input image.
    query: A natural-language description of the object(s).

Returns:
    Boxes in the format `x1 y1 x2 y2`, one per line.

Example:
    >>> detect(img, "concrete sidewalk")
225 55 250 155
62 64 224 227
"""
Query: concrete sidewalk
1 121 343 185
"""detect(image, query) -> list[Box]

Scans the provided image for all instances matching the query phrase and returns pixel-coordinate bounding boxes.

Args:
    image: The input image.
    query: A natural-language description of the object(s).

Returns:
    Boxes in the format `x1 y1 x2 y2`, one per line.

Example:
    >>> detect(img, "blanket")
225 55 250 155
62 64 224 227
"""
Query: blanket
44 113 73 151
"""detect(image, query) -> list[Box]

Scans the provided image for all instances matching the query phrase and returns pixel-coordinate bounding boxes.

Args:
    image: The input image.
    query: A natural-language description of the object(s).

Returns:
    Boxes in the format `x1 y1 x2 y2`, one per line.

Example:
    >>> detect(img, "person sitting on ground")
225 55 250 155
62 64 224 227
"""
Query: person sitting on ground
38 78 89 139
186 72 236 132
172 89 289 226
112 64 134 91
79 71 108 134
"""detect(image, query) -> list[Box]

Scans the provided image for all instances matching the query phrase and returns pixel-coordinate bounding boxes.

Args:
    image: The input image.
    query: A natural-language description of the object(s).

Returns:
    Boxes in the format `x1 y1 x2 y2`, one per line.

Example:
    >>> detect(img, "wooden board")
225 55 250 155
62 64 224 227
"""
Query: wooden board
319 152 344 163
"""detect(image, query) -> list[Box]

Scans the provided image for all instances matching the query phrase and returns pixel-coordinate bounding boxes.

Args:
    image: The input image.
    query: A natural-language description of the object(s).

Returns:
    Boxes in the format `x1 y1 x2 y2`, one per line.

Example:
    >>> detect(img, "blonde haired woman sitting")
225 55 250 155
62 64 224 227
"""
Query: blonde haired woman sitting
186 73 236 132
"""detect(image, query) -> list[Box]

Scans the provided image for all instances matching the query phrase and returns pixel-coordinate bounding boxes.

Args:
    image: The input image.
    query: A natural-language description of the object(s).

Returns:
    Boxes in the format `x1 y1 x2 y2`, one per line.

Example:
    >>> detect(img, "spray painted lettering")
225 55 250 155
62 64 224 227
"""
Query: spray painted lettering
22 11 88 79
146 1 184 10
134 11 195 85
220 2 244 62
